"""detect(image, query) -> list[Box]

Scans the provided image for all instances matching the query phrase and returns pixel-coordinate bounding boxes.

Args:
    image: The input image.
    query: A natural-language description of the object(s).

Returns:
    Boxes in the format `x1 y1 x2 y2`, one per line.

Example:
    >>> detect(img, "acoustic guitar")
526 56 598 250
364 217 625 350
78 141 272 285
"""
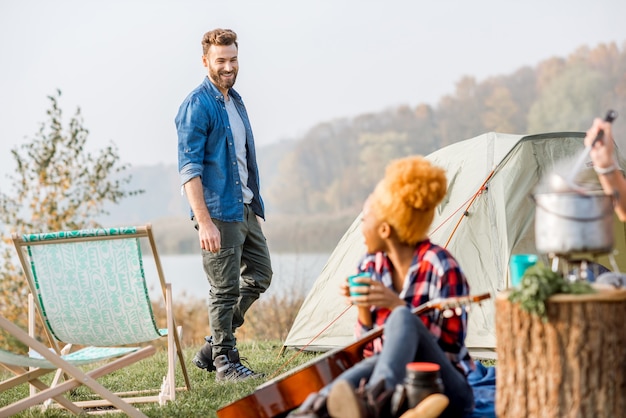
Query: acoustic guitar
216 292 491 418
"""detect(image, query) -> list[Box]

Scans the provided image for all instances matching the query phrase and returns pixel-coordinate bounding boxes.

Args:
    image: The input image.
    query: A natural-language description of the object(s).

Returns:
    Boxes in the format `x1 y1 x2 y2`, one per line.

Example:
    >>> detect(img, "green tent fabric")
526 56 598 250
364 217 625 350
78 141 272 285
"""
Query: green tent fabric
283 131 626 355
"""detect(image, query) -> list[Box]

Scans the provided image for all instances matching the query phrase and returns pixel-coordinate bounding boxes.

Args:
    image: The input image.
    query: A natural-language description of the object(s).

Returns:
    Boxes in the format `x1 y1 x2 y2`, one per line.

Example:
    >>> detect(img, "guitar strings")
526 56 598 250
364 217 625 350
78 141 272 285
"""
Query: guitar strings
270 294 489 381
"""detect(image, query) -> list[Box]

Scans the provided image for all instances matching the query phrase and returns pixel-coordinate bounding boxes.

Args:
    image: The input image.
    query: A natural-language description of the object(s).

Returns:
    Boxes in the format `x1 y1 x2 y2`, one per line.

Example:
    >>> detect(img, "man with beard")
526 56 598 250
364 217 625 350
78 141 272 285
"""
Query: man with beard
176 28 272 382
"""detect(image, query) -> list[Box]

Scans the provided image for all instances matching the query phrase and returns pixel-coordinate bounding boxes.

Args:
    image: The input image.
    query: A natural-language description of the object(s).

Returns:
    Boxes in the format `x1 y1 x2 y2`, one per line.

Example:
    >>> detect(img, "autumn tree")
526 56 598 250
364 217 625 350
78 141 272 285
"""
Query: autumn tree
0 90 142 347
527 65 609 133
357 131 413 193
437 76 486 145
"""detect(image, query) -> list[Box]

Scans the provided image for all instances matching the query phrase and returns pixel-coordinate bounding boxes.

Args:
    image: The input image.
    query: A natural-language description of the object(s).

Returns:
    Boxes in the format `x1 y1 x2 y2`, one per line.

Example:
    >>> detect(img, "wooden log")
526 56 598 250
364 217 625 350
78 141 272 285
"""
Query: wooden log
495 286 626 418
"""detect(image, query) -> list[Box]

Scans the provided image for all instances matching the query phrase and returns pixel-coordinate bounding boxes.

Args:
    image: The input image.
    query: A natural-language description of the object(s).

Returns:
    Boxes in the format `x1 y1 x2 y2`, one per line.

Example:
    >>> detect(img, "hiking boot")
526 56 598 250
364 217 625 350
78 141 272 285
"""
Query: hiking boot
327 379 393 418
287 392 329 418
192 336 216 372
398 393 449 418
214 347 263 382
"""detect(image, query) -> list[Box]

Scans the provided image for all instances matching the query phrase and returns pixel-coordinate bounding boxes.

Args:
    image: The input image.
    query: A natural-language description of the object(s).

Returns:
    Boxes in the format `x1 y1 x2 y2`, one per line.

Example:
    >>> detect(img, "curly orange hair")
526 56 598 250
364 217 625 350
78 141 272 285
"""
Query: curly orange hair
370 156 447 245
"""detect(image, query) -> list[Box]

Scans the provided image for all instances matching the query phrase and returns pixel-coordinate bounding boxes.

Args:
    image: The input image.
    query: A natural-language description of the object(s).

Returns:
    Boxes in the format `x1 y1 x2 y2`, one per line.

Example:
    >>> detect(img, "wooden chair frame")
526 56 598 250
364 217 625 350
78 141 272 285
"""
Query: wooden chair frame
10 224 191 413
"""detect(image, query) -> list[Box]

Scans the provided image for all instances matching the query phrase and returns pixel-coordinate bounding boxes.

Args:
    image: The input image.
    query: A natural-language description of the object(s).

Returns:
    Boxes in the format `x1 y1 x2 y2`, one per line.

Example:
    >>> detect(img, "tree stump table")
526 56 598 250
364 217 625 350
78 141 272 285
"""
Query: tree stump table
495 286 626 418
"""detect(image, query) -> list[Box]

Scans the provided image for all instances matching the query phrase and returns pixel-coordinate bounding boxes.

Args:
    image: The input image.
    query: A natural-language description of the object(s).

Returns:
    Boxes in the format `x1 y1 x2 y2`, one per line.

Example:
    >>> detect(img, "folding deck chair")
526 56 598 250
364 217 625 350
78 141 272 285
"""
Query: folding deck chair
9 224 191 413
0 314 155 417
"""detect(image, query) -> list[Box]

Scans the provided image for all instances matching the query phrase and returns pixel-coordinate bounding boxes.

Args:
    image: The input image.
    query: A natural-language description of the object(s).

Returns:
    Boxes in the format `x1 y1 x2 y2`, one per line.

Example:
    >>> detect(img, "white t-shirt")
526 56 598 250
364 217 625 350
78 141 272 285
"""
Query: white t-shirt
225 96 254 204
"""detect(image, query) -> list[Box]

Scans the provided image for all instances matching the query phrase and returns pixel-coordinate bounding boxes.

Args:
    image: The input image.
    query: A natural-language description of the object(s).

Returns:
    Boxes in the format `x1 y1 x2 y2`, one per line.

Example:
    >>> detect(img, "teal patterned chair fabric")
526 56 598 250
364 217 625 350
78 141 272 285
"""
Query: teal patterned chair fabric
2 344 138 368
23 227 164 346
11 224 191 412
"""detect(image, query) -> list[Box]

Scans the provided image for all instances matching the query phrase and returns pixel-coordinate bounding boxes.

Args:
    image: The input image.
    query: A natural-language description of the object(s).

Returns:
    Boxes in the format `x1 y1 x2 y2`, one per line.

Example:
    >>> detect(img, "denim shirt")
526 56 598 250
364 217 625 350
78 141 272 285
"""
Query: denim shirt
176 77 264 222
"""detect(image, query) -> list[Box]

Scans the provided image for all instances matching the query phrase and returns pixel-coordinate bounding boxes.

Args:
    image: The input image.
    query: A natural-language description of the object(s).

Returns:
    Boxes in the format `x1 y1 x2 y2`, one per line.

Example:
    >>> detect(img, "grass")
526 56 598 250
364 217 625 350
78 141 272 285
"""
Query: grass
0 341 498 417
0 340 322 418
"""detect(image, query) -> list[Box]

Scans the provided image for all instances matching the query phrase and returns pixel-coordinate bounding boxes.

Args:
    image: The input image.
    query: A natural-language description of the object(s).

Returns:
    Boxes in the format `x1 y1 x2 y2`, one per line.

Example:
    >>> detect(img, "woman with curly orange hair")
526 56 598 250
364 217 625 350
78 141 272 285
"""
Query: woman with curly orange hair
289 156 475 418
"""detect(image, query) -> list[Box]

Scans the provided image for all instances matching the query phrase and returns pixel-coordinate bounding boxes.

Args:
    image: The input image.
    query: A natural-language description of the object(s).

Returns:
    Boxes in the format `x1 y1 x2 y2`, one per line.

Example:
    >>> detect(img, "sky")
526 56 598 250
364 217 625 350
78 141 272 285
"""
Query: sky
1 0 625 187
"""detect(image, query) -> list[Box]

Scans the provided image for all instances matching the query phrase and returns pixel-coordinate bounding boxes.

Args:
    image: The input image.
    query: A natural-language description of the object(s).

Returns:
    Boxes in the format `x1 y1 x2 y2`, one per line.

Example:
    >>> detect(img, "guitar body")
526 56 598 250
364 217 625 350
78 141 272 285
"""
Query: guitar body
217 335 372 418
216 293 490 418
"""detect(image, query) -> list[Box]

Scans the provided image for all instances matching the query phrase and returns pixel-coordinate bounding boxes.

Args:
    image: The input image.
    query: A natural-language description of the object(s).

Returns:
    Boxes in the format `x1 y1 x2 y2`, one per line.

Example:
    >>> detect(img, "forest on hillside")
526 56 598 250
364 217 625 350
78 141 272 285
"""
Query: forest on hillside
109 42 626 253
264 42 626 217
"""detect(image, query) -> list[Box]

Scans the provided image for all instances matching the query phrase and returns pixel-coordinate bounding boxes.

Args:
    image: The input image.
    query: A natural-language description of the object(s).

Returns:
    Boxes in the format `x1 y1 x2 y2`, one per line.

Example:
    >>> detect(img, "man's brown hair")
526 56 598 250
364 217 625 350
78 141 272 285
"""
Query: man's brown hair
202 28 238 55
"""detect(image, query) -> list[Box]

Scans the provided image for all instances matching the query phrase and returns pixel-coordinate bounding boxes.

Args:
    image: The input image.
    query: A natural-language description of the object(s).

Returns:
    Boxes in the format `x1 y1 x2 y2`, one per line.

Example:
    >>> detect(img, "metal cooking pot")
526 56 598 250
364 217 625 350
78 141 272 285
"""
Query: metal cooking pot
534 191 614 255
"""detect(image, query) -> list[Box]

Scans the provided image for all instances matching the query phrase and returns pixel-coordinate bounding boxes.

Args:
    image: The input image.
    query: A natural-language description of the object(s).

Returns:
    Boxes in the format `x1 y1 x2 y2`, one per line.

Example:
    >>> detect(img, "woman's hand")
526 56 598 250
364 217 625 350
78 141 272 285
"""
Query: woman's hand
347 277 404 310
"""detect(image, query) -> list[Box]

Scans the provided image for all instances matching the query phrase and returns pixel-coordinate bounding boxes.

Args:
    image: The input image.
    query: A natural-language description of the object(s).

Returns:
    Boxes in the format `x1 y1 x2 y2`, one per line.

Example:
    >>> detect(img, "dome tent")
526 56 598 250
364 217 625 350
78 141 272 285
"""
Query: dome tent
283 131 626 357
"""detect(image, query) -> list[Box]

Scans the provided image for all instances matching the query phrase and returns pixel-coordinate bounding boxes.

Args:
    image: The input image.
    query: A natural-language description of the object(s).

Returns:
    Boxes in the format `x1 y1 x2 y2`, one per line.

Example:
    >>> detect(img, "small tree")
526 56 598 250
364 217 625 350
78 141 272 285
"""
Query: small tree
0 90 143 347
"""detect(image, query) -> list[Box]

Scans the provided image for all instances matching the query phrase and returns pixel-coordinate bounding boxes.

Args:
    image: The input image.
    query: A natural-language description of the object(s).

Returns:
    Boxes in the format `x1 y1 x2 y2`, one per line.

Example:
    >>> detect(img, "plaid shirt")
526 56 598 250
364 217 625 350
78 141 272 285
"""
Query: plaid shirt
354 239 475 376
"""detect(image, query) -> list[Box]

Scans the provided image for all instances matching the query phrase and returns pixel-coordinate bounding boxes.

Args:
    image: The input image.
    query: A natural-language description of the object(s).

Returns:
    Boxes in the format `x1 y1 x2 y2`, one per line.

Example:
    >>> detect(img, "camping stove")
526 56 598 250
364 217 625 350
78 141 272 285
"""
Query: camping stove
549 252 619 283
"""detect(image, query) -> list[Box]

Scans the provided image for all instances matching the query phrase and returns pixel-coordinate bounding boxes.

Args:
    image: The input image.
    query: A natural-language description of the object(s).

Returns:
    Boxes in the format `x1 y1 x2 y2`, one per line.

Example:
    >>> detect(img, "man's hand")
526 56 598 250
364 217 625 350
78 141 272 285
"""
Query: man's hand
585 117 616 170
197 219 221 253
183 177 221 252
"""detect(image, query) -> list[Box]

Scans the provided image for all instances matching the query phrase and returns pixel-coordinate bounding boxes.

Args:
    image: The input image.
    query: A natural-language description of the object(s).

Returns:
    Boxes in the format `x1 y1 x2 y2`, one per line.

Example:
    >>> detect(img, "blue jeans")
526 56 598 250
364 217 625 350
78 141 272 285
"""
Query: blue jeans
322 306 474 417
199 204 272 357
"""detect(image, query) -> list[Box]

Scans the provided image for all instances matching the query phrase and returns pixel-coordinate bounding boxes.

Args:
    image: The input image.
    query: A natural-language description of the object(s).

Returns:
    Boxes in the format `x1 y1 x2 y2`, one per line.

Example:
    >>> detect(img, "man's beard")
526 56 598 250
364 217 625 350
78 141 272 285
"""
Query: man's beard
209 66 237 91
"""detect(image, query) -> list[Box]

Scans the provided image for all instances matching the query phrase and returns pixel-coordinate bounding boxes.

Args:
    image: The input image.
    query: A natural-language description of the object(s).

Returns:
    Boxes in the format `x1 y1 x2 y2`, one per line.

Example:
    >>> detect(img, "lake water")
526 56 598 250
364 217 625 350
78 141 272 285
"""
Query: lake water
142 253 331 301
